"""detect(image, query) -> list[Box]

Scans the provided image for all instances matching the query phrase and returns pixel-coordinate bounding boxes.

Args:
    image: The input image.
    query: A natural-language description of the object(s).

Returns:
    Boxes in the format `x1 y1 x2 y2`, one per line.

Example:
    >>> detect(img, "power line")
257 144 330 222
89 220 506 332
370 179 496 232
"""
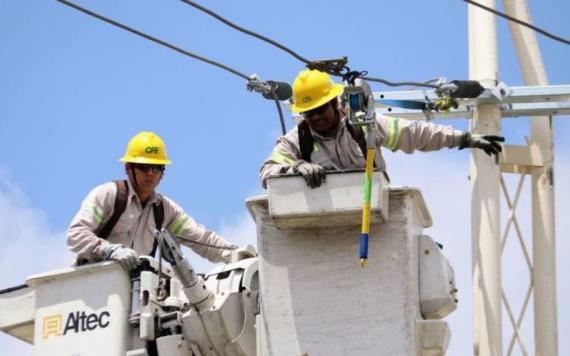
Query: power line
55 0 291 135
179 0 312 65
462 0 570 46
55 0 252 81
178 0 439 88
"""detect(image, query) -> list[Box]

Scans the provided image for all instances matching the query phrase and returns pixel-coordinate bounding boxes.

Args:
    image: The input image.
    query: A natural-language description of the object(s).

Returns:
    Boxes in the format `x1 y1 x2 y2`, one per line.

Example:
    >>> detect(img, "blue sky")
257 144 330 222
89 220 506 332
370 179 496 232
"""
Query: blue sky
1 0 569 354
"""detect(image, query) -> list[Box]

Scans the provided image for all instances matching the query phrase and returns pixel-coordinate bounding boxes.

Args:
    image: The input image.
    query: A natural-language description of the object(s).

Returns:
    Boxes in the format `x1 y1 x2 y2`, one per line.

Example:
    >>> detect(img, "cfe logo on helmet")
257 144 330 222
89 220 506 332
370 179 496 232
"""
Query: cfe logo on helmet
145 146 160 155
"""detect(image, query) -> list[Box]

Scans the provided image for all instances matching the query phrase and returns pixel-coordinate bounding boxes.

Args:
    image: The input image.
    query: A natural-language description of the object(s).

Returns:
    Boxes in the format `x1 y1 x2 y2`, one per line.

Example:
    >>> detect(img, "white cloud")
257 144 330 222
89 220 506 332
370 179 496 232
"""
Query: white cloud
181 211 258 274
0 171 73 355
218 213 258 248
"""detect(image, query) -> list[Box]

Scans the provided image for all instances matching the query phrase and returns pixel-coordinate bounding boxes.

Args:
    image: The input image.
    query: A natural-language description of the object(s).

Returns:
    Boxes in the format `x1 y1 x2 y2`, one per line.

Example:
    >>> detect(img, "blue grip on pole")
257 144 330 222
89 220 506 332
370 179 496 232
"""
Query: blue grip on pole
359 233 369 259
349 94 361 110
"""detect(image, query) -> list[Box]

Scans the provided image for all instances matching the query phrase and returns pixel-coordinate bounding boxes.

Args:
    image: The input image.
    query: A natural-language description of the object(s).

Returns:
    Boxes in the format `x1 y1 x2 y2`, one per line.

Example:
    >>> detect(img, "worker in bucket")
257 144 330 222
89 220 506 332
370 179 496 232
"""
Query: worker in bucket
67 131 238 270
260 69 504 188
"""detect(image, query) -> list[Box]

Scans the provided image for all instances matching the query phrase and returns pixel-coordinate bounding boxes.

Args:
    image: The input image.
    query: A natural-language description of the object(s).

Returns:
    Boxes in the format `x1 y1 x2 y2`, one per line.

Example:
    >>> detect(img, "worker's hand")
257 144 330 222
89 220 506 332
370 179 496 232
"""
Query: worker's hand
108 246 140 271
459 133 504 157
292 160 326 188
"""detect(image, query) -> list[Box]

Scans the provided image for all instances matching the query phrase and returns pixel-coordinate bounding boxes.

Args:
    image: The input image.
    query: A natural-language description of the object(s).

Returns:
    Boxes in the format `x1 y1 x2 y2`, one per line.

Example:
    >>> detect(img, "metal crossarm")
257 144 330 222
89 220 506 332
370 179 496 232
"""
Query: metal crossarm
374 84 570 120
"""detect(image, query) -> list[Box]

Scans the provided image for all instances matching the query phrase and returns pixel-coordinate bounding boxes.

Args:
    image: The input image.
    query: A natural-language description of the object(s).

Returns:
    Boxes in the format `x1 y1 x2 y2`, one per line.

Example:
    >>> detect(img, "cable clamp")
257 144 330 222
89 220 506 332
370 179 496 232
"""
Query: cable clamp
246 74 272 95
307 57 348 74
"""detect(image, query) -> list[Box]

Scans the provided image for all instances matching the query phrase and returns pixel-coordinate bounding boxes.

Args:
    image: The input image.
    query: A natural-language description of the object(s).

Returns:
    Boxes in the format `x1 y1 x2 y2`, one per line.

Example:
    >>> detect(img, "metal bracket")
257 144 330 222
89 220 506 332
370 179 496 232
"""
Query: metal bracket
500 144 544 174
375 84 570 120
491 81 513 102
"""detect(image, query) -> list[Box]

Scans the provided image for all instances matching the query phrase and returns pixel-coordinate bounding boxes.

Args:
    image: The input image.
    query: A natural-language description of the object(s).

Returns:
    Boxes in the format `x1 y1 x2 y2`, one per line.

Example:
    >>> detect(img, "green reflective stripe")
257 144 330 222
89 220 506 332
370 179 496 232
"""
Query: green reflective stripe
313 142 319 152
92 206 103 224
170 215 192 236
168 217 182 236
363 175 372 204
270 148 296 165
386 117 401 151
393 118 402 149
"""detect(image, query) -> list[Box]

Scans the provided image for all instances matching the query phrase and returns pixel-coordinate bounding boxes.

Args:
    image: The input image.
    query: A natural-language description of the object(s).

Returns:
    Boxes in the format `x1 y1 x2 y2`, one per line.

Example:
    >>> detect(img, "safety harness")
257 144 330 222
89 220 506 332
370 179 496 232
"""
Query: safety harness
297 119 368 163
96 180 164 257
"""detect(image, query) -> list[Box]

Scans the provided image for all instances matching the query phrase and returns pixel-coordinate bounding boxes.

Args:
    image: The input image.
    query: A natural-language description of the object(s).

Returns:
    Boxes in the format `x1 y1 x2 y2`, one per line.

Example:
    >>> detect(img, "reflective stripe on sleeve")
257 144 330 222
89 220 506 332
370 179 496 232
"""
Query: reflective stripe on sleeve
92 206 103 225
270 147 297 165
386 117 402 151
169 215 193 236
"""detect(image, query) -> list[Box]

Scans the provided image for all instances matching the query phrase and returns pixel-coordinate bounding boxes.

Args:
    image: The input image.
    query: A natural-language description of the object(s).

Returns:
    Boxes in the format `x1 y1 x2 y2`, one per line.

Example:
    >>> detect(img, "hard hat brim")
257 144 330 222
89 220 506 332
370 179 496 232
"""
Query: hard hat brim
290 83 344 113
119 157 172 165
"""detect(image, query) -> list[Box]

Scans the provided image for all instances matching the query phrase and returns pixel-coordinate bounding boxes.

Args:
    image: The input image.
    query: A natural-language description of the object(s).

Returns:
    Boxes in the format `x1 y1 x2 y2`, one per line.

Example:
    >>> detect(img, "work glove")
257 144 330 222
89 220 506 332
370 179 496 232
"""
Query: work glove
104 244 140 271
292 160 326 188
459 132 505 158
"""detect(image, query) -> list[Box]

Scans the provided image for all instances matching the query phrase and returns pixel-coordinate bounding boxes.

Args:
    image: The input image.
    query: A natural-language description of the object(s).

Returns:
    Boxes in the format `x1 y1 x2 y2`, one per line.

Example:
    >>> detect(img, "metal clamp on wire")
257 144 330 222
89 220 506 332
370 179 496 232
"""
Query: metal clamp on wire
246 74 292 101
307 57 348 75
247 74 292 135
433 78 486 111
246 74 272 96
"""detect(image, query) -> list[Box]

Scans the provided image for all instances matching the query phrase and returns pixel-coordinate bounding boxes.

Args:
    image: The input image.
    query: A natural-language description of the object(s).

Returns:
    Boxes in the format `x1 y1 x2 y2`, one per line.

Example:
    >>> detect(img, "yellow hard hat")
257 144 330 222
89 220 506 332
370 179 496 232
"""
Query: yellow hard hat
290 69 344 113
119 131 172 165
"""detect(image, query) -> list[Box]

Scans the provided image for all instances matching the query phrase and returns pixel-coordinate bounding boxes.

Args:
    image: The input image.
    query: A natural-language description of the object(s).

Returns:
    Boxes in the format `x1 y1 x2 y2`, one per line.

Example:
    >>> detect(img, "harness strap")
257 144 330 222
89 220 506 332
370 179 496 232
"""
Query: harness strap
97 180 128 239
150 201 164 257
298 120 314 162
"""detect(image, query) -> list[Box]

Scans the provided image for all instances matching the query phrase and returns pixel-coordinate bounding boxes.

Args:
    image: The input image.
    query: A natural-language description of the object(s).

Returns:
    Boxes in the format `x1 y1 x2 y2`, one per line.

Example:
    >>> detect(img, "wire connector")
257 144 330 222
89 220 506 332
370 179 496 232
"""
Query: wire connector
246 74 272 95
246 74 290 135
307 57 348 74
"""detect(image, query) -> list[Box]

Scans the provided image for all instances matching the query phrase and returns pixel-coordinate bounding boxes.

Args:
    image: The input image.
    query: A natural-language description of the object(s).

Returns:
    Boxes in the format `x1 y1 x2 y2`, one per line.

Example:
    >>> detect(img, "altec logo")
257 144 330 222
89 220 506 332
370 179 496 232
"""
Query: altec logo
42 310 111 339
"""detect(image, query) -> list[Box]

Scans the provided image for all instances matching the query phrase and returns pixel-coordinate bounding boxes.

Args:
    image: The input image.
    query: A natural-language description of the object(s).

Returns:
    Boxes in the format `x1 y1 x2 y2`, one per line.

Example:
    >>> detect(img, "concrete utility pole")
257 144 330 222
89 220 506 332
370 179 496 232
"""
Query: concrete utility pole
468 1 502 355
375 2 565 352
504 1 558 355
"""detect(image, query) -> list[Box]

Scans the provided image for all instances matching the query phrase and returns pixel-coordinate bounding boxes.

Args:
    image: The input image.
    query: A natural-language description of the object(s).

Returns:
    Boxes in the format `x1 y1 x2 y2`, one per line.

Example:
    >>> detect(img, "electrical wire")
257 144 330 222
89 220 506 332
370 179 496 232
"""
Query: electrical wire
462 0 570 46
55 0 290 134
57 0 439 90
178 0 439 88
56 0 252 80
270 89 287 134
180 0 312 65
354 76 439 88
182 238 239 250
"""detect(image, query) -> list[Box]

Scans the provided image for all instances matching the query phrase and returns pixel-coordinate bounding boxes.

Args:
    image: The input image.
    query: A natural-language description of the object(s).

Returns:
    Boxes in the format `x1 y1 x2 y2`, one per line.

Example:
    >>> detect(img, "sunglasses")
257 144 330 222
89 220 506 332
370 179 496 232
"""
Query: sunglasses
301 103 330 118
131 163 165 173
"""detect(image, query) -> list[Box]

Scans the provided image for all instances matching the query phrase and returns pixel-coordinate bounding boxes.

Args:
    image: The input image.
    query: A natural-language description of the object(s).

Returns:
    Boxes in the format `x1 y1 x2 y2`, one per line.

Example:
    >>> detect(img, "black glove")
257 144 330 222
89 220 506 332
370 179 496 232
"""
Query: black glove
459 133 505 157
292 160 326 188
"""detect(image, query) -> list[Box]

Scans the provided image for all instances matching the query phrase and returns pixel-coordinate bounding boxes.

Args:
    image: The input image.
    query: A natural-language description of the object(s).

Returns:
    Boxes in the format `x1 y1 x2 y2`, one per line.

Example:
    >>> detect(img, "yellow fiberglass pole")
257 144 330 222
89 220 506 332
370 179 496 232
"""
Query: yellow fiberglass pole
360 146 375 268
